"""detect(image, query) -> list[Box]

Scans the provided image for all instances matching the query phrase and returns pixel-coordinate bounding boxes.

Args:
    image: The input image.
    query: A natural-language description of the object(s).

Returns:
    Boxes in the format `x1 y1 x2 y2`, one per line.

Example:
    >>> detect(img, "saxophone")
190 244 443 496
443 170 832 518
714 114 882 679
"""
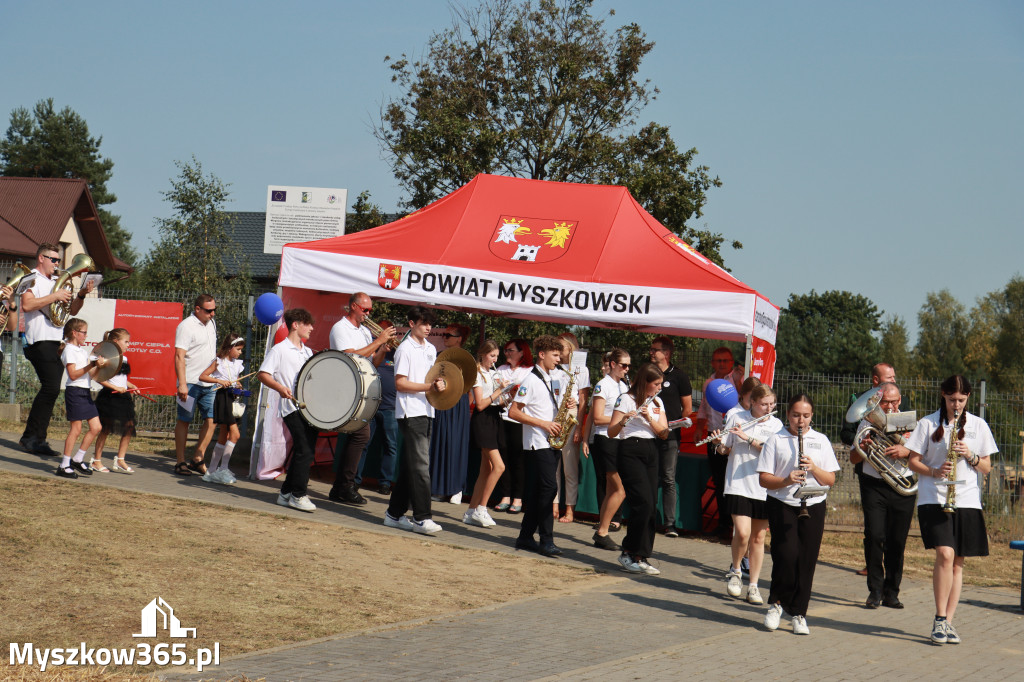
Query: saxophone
548 367 578 449
941 410 961 513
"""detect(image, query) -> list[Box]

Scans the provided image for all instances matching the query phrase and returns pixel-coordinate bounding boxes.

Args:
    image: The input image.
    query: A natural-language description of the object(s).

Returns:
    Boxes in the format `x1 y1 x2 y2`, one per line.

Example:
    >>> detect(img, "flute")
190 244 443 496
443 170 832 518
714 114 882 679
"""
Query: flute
621 390 661 428
695 411 776 446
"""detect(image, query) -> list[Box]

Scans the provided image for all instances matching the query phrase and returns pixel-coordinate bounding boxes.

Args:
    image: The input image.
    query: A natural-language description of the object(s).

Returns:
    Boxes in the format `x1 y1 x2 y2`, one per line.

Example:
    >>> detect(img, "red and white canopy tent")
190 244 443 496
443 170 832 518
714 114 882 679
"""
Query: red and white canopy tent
277 173 779 383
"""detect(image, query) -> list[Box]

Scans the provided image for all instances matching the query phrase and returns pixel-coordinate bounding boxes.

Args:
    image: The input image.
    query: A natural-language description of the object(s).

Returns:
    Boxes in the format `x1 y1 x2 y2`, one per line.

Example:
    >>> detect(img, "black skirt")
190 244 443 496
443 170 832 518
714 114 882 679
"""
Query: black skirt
592 434 620 474
213 387 238 426
470 405 506 451
918 504 989 557
65 385 99 422
725 493 768 520
96 387 137 436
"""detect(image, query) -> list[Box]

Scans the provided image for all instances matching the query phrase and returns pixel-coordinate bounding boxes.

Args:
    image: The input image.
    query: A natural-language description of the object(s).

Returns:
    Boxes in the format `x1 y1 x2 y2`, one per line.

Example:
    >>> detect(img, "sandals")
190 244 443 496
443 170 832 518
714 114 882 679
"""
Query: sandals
508 503 522 514
493 502 511 512
187 459 208 475
174 462 192 476
112 458 134 474
609 521 622 532
90 459 110 473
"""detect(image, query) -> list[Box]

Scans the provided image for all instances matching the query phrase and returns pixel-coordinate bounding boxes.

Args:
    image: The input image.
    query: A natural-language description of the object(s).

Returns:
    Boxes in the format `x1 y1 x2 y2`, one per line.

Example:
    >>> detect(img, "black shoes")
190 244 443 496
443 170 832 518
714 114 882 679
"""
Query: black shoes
514 538 541 553
865 594 881 609
376 482 392 496
20 437 36 453
661 526 679 538
539 543 562 557
70 460 94 476
23 437 59 457
329 486 368 506
593 531 621 551
55 465 78 479
882 597 904 609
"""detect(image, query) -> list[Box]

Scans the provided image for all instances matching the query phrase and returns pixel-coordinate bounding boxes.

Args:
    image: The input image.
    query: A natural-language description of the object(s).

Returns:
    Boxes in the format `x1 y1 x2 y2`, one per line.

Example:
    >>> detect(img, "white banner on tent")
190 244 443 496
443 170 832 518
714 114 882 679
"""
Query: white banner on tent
281 249 777 340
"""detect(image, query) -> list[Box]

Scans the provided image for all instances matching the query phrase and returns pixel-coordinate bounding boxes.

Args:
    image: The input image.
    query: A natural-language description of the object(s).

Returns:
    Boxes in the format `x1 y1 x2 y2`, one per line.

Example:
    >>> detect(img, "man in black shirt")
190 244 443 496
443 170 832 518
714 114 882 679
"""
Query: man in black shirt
649 336 693 537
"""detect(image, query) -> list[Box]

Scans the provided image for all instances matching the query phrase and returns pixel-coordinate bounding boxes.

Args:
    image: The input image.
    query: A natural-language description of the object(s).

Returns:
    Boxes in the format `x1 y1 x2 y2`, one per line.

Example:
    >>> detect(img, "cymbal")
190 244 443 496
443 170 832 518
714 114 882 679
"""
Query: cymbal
425 360 464 410
437 346 477 395
91 341 124 383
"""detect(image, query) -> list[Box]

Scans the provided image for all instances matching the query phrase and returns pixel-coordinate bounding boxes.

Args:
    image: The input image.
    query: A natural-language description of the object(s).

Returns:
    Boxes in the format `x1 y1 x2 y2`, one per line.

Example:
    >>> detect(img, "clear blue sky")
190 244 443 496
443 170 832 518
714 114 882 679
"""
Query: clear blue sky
3 1 1021 341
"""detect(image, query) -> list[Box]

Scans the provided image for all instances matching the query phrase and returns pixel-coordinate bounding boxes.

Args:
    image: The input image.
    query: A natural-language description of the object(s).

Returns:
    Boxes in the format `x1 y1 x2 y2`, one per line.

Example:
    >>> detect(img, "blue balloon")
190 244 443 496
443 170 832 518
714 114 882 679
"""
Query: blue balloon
254 292 284 325
704 378 739 413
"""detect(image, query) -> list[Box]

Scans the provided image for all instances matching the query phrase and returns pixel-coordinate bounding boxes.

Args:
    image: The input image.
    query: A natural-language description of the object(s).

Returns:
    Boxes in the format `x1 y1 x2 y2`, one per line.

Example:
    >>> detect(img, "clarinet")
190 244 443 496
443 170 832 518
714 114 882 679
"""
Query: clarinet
796 426 810 519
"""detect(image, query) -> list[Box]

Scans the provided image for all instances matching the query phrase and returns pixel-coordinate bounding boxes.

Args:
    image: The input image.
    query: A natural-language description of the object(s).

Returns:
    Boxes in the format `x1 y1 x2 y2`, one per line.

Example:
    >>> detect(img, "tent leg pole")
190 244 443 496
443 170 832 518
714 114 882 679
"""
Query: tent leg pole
743 333 753 378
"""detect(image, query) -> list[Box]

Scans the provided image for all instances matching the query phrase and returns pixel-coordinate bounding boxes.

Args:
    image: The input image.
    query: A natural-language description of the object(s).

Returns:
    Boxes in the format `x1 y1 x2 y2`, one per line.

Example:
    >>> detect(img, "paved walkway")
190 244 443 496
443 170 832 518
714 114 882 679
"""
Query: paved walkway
2 432 1022 681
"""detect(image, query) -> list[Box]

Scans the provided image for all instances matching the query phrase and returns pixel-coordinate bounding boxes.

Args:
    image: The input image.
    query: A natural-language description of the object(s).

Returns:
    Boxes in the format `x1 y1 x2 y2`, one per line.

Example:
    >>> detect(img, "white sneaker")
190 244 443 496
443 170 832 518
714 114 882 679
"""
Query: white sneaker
383 512 415 531
463 509 486 527
449 491 462 504
636 559 661 576
276 492 293 507
477 508 497 527
764 603 783 631
791 615 810 635
288 495 316 512
219 467 237 484
726 568 743 597
944 621 960 644
411 518 443 535
618 554 643 574
746 585 764 605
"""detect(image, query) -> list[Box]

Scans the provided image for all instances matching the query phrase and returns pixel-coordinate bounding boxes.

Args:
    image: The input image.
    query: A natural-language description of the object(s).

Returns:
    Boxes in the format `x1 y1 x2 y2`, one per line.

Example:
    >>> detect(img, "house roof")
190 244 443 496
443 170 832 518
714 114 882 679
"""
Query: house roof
0 177 131 271
222 211 282 280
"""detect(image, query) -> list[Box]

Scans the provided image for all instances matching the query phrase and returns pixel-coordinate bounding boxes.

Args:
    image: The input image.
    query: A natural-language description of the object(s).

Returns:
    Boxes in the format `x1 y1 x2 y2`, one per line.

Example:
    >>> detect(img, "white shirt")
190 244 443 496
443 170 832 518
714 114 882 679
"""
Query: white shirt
24 269 62 345
329 316 372 353
757 427 840 507
258 338 312 418
905 410 997 509
612 393 664 440
394 335 436 419
723 410 783 501
212 357 243 383
174 314 218 387
61 344 92 389
496 364 532 422
515 368 559 450
474 366 500 396
592 376 629 438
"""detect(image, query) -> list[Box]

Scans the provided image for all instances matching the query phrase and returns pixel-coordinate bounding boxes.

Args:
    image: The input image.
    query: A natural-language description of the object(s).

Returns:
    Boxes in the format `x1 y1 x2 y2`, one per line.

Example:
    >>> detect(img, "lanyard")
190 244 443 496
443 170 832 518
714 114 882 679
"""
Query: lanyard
531 367 559 409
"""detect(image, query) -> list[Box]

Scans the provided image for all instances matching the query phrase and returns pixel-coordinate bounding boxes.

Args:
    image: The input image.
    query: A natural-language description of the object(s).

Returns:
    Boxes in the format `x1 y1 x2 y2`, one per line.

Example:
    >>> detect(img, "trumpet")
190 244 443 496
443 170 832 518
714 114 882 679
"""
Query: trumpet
694 412 775 447
363 317 401 350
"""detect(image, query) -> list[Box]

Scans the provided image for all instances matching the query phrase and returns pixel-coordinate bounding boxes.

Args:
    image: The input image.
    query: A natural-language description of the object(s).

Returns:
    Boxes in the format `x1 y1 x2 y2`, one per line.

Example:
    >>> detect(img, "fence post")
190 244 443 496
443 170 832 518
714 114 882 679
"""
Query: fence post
241 295 254 438
8 331 20 404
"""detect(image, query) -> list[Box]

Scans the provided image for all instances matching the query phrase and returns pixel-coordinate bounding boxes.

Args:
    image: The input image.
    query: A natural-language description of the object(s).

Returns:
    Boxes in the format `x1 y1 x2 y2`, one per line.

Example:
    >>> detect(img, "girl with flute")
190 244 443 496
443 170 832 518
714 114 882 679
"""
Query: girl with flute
757 394 839 635
905 375 995 645
608 362 668 575
720 384 781 604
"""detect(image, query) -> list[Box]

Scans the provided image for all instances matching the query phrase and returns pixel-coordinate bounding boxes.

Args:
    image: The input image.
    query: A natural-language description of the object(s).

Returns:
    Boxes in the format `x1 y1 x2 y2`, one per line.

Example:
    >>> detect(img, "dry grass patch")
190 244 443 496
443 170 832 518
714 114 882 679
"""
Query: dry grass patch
1 472 607 675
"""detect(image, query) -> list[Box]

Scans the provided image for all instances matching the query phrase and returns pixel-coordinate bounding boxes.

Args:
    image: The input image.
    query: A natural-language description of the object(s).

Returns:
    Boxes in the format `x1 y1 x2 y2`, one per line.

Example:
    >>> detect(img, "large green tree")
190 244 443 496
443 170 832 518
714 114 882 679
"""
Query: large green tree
990 276 1024 392
913 289 968 379
0 98 137 266
775 290 883 375
375 0 736 266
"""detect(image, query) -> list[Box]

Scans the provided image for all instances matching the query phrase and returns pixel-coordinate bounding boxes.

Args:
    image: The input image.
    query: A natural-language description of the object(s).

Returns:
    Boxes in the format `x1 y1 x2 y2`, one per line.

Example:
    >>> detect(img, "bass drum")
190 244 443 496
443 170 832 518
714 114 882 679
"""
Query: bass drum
295 350 382 433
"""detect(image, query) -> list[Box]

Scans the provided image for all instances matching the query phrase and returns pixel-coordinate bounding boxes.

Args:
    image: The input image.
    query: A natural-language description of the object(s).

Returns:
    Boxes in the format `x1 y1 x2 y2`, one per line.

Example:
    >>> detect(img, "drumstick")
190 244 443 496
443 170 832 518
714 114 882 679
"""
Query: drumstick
127 387 158 402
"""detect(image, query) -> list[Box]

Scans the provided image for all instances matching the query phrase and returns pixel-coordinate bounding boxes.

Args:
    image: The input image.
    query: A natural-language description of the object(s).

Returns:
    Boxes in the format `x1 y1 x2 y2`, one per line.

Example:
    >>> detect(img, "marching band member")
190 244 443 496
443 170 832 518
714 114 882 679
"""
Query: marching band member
758 394 839 635
905 375 995 645
463 339 507 528
493 339 533 513
608 362 668 575
93 328 138 474
509 335 574 556
648 336 693 538
258 308 317 513
720 384 781 604
553 333 588 523
55 318 107 478
849 382 915 609
590 349 631 551
328 292 397 506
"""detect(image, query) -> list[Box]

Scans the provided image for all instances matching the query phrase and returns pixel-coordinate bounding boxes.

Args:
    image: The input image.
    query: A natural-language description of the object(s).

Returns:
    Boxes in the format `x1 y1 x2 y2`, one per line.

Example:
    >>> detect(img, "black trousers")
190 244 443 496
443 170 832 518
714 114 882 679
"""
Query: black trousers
518 447 559 546
331 423 370 493
767 496 826 617
619 437 659 559
388 416 434 522
494 420 525 502
281 411 319 499
707 443 731 533
23 340 64 442
860 474 916 600
591 435 623 524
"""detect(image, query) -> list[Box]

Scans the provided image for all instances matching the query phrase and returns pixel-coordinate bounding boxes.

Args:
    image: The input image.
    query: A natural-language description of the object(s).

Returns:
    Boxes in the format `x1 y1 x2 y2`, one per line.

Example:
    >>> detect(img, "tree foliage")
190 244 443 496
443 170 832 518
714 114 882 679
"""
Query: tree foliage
139 156 251 304
347 190 390 233
913 289 968 380
879 315 914 377
775 290 882 375
375 0 735 266
0 98 137 266
990 276 1024 392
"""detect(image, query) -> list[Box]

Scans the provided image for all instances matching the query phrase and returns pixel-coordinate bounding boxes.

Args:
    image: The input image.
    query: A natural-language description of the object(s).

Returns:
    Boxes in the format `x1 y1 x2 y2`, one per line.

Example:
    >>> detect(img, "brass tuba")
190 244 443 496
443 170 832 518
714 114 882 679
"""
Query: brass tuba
48 253 95 326
0 263 33 331
548 366 578 449
847 387 918 496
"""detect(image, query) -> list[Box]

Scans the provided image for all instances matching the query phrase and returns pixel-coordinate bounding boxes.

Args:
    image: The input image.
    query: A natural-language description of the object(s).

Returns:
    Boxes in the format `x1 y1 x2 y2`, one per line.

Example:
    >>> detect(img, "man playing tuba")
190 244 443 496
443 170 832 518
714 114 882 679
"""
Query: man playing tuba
849 382 916 609
19 244 95 456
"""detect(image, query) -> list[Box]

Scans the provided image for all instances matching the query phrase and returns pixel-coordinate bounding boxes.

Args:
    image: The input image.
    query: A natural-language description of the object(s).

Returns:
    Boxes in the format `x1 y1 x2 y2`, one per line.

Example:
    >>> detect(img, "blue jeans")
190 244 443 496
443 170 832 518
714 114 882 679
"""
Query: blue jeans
177 383 216 422
356 409 399 485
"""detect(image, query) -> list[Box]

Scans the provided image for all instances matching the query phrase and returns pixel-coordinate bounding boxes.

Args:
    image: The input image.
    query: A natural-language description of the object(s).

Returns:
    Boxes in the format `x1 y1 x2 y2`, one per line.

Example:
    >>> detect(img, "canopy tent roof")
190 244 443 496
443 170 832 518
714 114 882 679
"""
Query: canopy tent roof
279 174 778 344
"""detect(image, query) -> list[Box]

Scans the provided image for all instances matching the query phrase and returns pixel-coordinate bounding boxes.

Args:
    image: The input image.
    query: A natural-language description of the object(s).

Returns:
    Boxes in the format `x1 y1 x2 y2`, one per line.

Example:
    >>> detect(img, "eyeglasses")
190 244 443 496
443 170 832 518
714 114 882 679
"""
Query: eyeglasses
649 347 665 353
44 256 61 264
504 347 518 353
201 307 216 313
616 363 631 369
352 302 371 314
73 329 87 336
442 333 461 339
